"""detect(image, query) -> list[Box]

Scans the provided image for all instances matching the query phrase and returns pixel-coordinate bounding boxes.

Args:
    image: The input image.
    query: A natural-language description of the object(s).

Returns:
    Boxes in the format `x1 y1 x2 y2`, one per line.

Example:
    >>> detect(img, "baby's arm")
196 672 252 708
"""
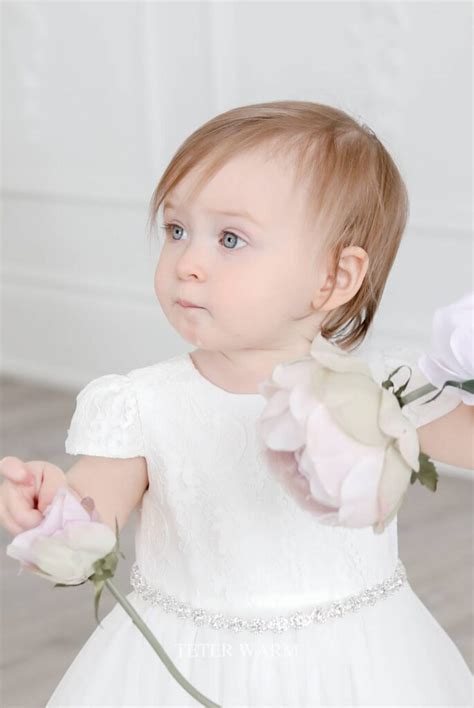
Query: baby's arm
2 371 149 536
59 370 150 530
0 455 149 536
417 402 474 470
65 455 149 532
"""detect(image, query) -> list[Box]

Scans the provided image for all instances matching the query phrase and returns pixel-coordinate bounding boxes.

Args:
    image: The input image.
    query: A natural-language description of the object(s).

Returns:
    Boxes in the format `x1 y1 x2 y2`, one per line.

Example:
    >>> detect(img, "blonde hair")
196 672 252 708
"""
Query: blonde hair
147 100 409 352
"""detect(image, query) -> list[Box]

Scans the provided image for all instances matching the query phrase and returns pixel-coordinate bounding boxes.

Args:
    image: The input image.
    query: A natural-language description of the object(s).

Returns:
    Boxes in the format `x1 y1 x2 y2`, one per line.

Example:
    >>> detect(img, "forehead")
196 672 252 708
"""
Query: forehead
164 147 310 227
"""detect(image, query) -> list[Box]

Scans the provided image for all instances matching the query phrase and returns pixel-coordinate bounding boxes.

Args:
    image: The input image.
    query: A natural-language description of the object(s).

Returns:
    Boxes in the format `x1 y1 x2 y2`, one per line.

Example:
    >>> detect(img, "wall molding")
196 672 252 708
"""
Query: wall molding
2 263 155 303
2 190 472 238
1 188 148 210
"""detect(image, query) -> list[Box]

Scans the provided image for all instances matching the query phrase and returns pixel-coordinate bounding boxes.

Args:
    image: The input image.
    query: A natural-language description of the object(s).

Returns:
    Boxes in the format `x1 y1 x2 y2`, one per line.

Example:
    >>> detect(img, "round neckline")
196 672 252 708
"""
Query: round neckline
183 352 264 399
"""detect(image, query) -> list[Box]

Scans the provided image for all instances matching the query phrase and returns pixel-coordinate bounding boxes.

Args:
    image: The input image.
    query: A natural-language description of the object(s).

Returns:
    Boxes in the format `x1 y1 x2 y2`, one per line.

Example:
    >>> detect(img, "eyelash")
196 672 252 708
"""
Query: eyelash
159 222 247 251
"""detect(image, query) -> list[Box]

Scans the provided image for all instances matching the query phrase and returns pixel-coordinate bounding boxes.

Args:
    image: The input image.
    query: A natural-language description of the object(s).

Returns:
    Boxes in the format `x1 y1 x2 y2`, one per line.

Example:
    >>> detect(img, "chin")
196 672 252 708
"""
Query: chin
175 329 205 348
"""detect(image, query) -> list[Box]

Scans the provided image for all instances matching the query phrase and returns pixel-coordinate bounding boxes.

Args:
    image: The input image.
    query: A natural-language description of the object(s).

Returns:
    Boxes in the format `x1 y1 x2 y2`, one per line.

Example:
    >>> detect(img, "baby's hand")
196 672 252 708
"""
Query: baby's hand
0 456 67 535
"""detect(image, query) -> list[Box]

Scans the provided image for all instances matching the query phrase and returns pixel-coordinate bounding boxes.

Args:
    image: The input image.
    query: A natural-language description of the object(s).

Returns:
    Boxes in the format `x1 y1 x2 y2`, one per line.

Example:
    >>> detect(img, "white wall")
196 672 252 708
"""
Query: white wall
1 0 472 389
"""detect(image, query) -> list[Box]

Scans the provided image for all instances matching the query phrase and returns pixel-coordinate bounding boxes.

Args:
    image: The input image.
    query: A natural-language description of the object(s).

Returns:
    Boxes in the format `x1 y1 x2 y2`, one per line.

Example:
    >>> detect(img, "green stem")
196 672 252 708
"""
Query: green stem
400 382 437 407
104 579 221 708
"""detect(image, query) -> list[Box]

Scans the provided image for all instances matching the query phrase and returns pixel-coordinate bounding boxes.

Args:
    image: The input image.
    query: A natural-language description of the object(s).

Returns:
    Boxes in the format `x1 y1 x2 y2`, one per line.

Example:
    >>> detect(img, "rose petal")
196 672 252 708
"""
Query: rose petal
269 359 316 391
262 448 334 516
323 373 388 446
378 388 420 472
298 448 339 506
419 291 473 391
310 348 373 377
376 445 412 527
22 535 92 584
450 326 473 380
6 487 116 585
338 451 385 527
5 486 91 564
258 407 306 451
303 405 373 499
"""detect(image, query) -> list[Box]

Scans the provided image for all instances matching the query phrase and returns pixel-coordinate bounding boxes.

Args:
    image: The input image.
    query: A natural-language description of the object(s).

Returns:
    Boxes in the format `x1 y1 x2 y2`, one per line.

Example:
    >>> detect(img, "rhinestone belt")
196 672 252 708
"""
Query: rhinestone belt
130 559 407 634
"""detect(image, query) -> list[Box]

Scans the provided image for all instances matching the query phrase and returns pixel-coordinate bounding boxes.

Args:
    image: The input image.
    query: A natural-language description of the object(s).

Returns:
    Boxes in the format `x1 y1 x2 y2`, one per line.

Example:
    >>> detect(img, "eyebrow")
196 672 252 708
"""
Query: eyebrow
163 200 263 229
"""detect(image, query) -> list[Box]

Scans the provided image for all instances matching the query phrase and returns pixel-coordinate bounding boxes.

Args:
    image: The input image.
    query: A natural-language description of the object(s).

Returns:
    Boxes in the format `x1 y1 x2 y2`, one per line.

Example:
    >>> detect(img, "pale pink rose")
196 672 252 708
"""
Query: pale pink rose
6 487 116 585
417 291 474 406
257 337 420 534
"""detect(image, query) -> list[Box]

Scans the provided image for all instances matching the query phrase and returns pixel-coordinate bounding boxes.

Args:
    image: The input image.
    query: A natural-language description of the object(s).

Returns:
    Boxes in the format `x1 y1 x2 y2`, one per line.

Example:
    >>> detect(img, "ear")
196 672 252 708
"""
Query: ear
312 246 369 312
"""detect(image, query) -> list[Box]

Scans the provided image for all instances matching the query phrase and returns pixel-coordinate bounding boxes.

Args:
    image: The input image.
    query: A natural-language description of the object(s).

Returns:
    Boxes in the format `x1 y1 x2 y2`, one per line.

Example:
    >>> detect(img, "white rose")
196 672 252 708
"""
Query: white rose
418 291 474 406
6 487 117 585
257 337 420 534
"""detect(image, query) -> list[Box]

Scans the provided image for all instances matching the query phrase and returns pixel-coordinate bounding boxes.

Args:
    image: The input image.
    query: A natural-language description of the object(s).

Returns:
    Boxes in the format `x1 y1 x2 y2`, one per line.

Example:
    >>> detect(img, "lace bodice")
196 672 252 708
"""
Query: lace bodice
65 346 461 617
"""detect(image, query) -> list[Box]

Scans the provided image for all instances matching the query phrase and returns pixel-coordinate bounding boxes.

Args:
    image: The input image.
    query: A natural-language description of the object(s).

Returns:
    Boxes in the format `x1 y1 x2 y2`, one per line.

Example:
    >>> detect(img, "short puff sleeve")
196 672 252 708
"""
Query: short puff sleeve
65 374 146 458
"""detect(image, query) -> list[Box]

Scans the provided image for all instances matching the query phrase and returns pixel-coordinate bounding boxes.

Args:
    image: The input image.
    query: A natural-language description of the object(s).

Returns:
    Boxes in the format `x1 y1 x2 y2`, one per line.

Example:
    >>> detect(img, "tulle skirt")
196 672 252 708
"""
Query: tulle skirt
46 580 473 707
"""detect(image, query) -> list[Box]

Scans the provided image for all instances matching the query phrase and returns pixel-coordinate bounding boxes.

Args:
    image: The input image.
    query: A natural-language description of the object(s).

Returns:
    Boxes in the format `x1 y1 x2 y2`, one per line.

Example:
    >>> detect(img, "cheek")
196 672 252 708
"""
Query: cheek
279 246 318 296
216 259 283 314
249 254 314 315
153 256 169 303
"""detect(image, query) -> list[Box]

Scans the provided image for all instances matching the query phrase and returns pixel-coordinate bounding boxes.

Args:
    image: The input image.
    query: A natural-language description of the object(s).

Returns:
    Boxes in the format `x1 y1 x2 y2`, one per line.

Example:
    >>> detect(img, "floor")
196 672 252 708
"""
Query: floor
0 374 473 707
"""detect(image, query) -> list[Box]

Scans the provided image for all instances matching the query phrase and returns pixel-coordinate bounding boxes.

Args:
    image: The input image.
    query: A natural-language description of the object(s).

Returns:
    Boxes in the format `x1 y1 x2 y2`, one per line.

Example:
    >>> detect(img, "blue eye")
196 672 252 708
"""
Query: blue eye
160 222 247 250
161 222 185 241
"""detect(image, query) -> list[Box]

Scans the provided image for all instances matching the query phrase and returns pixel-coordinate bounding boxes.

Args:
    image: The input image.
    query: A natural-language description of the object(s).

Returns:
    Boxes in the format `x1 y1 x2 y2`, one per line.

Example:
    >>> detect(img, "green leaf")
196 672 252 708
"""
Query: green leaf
421 379 474 405
90 577 106 628
384 364 411 384
381 365 413 407
52 579 88 588
411 452 439 492
461 379 474 394
381 378 394 391
86 517 124 631
393 368 413 398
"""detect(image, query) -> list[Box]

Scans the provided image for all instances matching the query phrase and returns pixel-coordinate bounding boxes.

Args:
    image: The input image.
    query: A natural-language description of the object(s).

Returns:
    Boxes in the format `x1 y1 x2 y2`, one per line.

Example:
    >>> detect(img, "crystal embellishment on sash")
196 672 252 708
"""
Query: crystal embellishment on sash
130 559 408 634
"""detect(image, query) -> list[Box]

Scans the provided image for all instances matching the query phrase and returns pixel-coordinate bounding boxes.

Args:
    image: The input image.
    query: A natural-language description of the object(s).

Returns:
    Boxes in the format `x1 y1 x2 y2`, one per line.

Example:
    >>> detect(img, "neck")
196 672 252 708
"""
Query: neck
190 339 318 394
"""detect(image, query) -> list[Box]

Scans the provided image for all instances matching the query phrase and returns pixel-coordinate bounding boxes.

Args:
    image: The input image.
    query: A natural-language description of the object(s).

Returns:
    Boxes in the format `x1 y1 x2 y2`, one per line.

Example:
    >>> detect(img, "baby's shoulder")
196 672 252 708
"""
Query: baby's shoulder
125 352 205 441
65 353 194 458
126 352 189 389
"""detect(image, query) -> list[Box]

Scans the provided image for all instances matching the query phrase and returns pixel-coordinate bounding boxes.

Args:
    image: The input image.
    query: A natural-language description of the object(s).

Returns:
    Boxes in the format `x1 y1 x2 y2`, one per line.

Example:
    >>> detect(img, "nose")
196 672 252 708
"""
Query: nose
175 239 208 281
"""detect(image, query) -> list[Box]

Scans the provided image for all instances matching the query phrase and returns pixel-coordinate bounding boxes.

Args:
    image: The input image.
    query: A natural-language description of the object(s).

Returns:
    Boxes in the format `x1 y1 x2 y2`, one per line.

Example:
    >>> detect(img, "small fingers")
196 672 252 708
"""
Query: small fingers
2 482 43 530
0 457 36 486
0 494 26 536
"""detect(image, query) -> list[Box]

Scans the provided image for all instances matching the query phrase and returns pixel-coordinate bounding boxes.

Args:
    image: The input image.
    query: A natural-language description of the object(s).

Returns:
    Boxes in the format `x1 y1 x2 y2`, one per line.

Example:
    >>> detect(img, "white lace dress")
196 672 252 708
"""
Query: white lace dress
46 348 473 707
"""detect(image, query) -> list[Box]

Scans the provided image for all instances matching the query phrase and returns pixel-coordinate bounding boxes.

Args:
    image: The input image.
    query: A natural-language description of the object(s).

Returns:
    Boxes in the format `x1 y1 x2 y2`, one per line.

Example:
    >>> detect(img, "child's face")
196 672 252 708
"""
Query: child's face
154 147 328 353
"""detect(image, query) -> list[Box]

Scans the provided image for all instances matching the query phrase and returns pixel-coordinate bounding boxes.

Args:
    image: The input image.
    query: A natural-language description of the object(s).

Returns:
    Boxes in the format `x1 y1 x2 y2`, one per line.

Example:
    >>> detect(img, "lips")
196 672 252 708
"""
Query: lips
177 299 202 308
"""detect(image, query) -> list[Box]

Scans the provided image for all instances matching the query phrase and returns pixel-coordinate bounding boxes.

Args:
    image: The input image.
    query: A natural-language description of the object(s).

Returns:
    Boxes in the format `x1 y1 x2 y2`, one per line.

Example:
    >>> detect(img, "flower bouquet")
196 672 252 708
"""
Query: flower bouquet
257 292 473 535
